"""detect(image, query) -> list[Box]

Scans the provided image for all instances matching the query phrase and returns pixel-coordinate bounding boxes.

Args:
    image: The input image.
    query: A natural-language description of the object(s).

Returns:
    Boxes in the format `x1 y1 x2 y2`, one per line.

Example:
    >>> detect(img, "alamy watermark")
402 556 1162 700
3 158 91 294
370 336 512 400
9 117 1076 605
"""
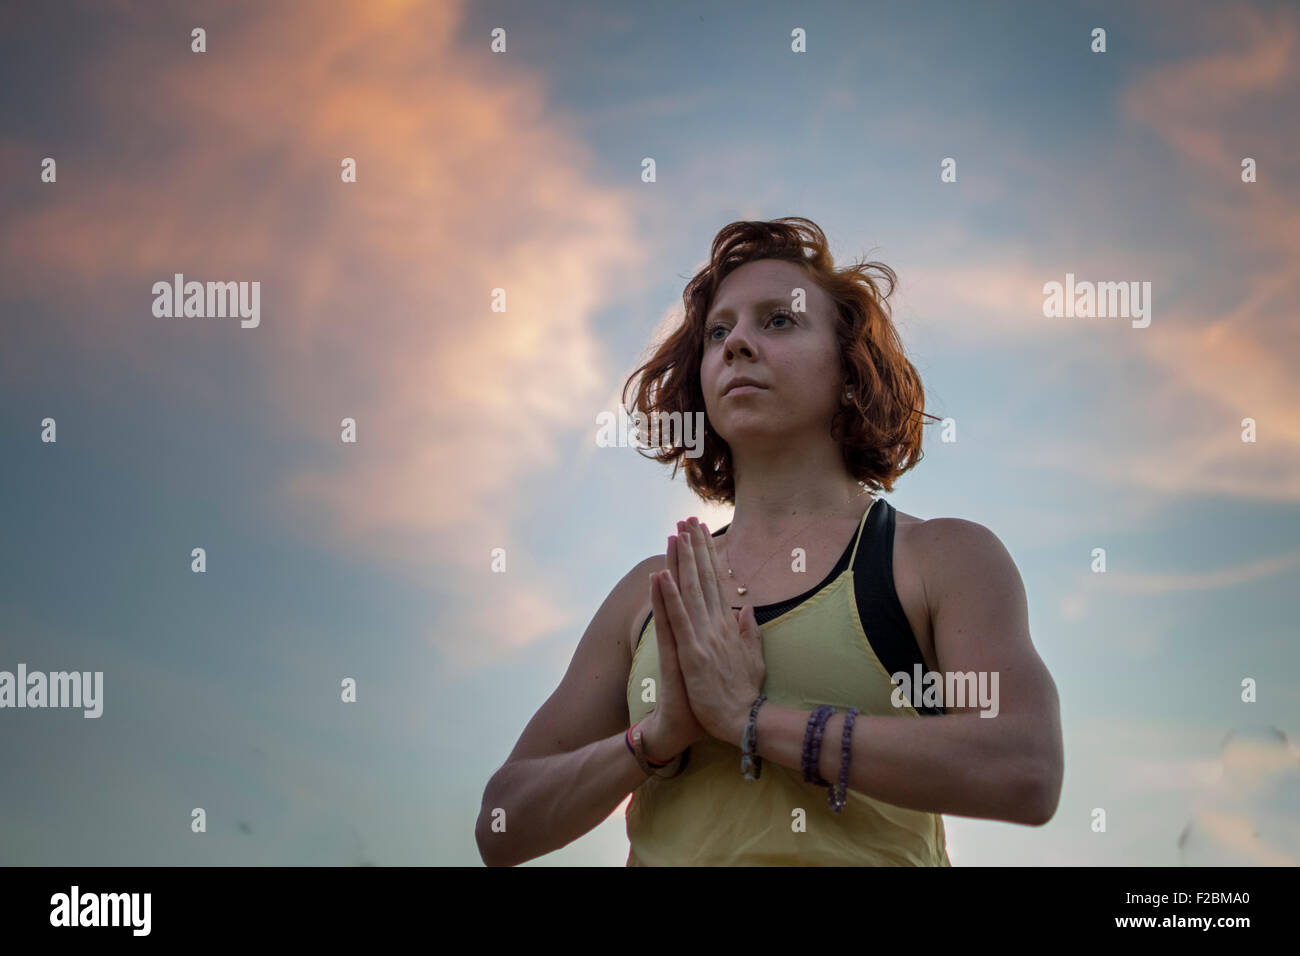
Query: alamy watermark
152 273 260 328
595 403 705 458
0 664 103 718
891 664 999 717
1042 272 1151 328
50 885 150 936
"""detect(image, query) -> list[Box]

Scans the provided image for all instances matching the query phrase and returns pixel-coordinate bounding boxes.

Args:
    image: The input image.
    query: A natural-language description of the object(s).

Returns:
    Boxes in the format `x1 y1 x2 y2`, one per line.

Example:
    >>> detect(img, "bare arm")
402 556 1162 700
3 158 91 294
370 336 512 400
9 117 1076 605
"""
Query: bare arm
475 557 672 866
731 519 1063 825
477 733 655 867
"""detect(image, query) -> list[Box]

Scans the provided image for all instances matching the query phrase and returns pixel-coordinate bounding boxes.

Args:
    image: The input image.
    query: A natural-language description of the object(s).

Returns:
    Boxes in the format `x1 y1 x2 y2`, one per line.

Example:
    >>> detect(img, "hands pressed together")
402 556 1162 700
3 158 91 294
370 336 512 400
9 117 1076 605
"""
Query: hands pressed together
643 517 767 762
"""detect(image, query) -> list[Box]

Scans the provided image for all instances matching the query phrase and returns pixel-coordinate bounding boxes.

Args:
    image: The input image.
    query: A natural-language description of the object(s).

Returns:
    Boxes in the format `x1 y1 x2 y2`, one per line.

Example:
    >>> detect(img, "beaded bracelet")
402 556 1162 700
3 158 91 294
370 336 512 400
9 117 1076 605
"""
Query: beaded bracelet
828 707 860 814
802 705 836 786
740 694 767 781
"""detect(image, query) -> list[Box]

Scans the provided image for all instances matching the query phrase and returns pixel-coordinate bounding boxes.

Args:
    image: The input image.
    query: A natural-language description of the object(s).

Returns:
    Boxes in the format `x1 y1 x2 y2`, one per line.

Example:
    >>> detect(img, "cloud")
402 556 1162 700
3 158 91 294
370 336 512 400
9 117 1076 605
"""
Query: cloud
892 256 1069 342
1177 725 1300 865
0 0 650 663
888 6 1300 505
1077 548 1300 596
1120 5 1297 174
1115 5 1300 499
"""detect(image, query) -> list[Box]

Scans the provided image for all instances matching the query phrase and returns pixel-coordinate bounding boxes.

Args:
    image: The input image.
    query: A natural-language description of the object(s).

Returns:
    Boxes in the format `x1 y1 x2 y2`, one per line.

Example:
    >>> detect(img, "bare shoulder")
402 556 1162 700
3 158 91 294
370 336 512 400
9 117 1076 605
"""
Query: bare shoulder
897 511 1023 609
899 511 1005 546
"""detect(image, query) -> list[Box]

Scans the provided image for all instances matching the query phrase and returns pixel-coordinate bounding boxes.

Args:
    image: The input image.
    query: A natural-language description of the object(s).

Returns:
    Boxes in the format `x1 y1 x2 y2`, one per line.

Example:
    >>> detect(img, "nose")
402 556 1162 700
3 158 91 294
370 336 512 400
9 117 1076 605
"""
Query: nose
722 325 755 361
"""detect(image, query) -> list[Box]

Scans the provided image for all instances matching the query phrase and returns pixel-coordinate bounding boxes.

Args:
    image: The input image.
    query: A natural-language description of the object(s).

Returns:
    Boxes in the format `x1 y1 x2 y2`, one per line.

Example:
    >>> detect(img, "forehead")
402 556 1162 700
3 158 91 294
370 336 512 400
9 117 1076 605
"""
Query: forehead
707 259 824 317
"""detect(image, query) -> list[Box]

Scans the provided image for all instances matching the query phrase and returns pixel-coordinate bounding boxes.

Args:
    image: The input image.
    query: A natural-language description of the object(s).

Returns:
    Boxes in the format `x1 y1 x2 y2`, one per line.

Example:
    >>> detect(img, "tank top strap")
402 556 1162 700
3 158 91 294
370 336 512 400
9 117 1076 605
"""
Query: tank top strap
847 495 882 571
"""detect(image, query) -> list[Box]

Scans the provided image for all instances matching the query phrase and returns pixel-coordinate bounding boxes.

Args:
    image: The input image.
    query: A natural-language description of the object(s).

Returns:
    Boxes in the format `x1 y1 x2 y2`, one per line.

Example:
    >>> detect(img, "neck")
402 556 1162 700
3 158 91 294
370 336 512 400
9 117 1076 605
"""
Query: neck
726 440 864 538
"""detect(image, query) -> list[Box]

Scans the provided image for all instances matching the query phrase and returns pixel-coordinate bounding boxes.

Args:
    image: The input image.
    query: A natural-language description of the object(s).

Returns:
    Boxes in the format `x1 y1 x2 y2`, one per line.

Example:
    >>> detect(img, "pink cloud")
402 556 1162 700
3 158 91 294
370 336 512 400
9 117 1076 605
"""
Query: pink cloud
894 6 1300 504
0 0 650 659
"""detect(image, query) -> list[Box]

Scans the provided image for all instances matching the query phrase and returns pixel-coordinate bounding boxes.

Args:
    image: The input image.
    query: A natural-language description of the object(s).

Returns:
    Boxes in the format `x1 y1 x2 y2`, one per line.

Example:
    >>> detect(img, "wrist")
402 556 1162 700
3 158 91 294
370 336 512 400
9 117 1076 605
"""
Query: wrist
639 715 676 765
738 695 768 782
729 706 754 747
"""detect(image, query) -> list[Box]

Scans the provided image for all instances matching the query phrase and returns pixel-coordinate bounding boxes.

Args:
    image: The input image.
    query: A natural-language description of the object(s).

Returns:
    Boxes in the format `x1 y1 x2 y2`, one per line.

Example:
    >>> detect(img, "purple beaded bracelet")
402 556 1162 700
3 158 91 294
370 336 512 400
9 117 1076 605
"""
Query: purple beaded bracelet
828 707 860 814
802 705 836 786
800 706 824 782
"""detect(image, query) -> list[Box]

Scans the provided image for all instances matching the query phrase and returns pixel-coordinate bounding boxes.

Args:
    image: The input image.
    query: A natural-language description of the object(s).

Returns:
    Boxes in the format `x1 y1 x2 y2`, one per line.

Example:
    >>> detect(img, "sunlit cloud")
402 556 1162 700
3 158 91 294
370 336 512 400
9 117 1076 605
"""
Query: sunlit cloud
1117 5 1300 500
884 7 1300 507
0 0 652 661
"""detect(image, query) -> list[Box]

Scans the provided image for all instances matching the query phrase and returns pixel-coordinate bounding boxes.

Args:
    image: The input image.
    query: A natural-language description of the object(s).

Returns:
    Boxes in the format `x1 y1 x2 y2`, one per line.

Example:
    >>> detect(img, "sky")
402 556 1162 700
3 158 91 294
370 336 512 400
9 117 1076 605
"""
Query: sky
1 0 1298 866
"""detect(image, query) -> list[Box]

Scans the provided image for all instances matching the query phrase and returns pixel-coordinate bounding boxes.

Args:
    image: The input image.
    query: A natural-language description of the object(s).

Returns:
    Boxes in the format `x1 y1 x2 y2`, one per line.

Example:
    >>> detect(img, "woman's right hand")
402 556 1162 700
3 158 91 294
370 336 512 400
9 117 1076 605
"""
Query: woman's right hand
640 561 709 762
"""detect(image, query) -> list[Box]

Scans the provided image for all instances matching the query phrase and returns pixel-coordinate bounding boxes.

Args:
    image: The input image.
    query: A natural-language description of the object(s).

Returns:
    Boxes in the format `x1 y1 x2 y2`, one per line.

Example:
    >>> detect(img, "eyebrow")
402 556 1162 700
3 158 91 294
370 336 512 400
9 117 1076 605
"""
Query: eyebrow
705 296 799 323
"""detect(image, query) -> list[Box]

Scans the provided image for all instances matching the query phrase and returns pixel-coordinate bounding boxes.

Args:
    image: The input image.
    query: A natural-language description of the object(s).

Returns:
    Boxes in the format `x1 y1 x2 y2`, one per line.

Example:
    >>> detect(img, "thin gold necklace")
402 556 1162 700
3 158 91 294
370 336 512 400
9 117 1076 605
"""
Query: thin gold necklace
720 483 875 597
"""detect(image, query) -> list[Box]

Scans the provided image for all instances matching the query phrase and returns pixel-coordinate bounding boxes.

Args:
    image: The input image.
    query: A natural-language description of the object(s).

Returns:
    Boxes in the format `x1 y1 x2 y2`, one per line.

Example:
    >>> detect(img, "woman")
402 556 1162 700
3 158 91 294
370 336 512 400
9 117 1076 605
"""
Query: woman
476 217 1063 867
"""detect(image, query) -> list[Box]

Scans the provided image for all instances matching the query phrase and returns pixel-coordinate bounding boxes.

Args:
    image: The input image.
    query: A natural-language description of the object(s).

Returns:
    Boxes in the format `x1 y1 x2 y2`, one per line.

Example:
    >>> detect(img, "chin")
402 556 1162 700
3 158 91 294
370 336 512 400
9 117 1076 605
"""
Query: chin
716 420 791 444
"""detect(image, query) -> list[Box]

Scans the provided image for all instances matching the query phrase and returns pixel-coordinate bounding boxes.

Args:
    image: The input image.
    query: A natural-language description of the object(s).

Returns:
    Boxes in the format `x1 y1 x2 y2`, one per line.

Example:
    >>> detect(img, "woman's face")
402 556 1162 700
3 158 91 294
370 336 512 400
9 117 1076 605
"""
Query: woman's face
699 258 844 449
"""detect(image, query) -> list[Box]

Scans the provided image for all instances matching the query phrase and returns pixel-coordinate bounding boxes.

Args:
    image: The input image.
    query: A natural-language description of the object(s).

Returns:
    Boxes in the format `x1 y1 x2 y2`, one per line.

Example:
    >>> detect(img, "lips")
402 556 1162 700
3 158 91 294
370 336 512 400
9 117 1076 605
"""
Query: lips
723 380 767 395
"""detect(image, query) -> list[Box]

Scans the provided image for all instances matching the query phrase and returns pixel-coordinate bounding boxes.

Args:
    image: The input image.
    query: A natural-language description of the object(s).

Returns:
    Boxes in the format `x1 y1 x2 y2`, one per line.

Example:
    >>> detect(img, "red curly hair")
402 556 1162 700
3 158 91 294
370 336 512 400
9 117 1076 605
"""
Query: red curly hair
622 217 940 505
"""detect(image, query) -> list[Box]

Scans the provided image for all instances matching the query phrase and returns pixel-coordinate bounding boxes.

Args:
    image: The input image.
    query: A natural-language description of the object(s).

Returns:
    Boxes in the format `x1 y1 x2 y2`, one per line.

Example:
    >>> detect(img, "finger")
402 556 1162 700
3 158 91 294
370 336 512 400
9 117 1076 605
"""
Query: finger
661 535 674 597
685 520 723 623
651 573 680 657
658 568 699 658
649 573 684 693
673 528 712 637
700 521 734 619
665 533 681 590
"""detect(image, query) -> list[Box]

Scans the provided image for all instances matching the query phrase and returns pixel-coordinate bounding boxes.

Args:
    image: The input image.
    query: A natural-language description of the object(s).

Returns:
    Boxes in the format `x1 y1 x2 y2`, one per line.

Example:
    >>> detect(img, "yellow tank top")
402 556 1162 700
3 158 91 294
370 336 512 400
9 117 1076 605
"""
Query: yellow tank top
625 497 951 866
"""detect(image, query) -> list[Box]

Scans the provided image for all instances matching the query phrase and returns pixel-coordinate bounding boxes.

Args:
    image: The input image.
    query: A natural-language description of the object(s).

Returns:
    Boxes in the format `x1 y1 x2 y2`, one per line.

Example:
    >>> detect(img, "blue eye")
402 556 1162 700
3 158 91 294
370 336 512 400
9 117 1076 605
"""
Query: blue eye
706 309 794 341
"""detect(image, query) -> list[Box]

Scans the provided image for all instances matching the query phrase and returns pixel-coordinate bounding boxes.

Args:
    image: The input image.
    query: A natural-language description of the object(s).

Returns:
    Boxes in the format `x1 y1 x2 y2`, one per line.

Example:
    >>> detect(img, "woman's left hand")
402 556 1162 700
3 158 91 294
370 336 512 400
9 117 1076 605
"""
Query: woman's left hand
657 517 766 745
